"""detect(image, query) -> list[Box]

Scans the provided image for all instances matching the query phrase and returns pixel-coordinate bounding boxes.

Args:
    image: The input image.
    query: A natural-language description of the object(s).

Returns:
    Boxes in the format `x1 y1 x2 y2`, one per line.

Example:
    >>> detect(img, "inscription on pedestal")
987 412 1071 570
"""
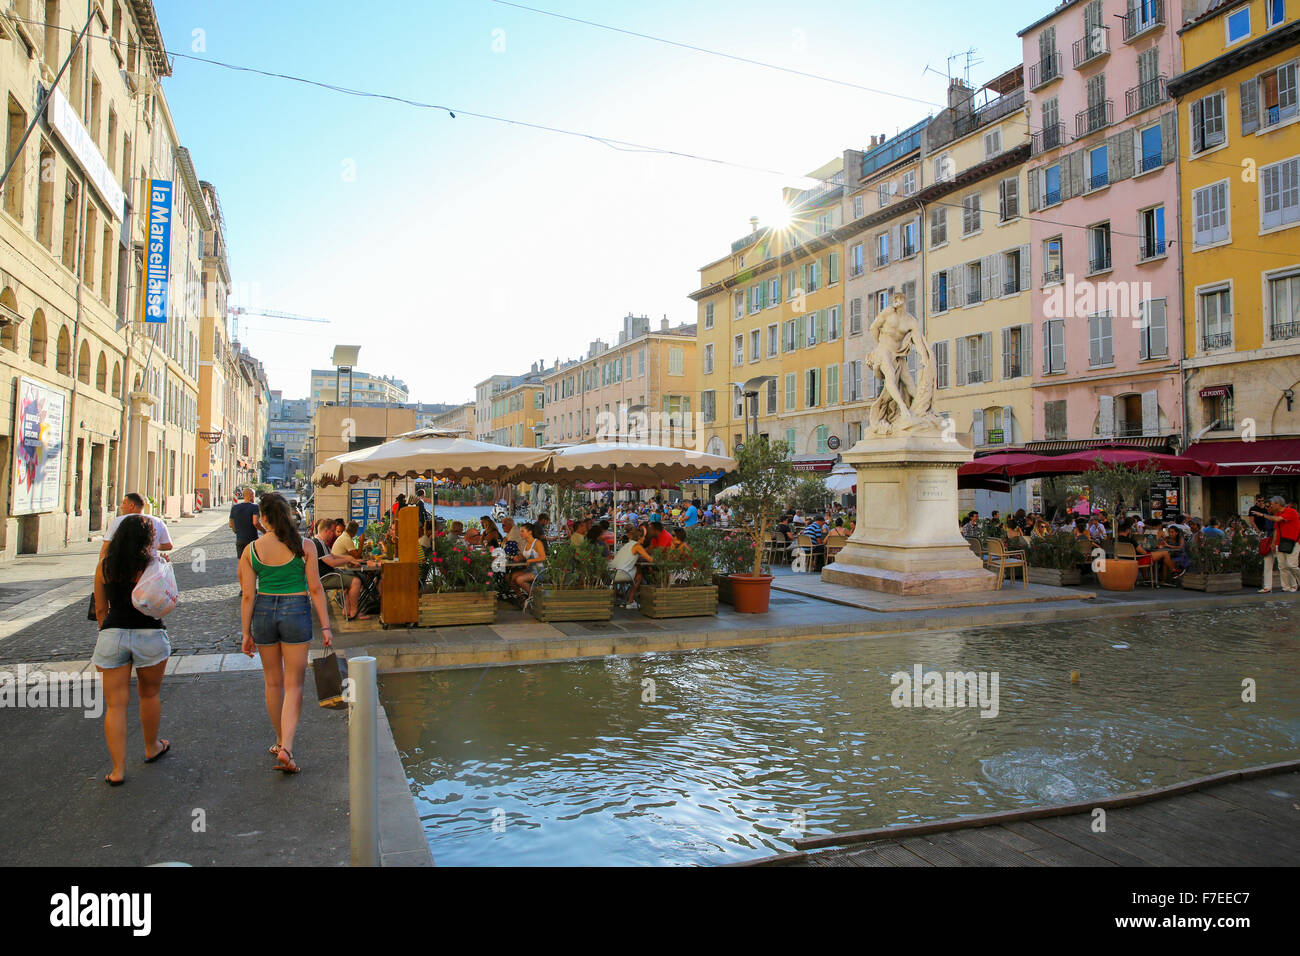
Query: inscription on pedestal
916 477 946 502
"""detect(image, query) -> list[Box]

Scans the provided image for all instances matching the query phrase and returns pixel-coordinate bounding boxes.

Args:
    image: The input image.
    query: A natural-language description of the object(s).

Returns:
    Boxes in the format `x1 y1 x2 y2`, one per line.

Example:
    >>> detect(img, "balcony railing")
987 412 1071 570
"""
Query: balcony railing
1028 53 1063 90
949 87 1027 143
1271 320 1300 341
1139 237 1167 261
1116 423 1145 438
875 253 889 268
967 289 983 305
1004 278 1022 296
1073 27 1110 68
1044 186 1062 206
1122 0 1164 43
1138 149 1163 173
1125 76 1167 116
1043 266 1064 285
1089 169 1109 190
1089 250 1112 273
1203 332 1232 350
1076 100 1114 137
1032 124 1066 156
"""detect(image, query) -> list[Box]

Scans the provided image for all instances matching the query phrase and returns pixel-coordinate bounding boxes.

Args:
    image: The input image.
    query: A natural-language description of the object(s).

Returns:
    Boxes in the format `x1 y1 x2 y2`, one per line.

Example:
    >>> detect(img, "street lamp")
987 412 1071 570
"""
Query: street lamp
731 376 776 440
331 345 360 409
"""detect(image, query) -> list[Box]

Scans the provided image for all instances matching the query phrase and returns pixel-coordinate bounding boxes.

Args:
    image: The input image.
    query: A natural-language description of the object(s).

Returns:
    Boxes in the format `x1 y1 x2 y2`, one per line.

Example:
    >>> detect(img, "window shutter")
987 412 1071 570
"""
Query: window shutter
796 314 807 348
1107 133 1123 184
1005 177 1019 218
987 253 1001 299
1098 394 1115 438
972 408 984 446
1119 129 1135 180
1160 110 1176 165
1001 327 1012 378
1241 78 1260 135
998 179 1008 220
1191 100 1204 153
981 331 993 383
904 280 916 318
1020 244 1032 292
817 310 828 344
1002 406 1015 444
1150 299 1167 358
868 294 879 321
1102 313 1114 365
950 266 964 309
1141 389 1159 436
1089 314 1101 366
931 273 941 314
1027 167 1040 212
1042 320 1051 372
1019 324 1032 377
956 338 968 386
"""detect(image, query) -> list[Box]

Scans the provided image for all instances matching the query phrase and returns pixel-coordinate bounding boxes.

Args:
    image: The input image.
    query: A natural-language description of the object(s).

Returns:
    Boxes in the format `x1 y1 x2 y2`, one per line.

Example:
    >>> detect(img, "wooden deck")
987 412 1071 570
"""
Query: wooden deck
744 762 1300 867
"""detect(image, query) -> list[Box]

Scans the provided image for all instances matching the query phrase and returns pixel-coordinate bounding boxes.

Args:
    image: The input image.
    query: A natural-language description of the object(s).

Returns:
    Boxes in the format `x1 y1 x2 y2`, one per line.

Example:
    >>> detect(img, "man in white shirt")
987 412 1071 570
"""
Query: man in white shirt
100 493 173 558
502 516 524 546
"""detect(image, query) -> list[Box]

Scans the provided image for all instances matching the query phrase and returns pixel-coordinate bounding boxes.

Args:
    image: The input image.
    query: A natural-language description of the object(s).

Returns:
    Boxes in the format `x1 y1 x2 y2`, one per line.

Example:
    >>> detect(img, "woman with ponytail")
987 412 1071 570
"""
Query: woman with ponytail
238 492 332 774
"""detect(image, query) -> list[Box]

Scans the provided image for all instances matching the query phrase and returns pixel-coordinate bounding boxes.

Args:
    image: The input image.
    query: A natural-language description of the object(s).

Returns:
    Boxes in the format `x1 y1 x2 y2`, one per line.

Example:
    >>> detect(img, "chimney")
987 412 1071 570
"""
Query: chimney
749 215 759 232
869 135 877 147
948 79 974 113
660 317 669 332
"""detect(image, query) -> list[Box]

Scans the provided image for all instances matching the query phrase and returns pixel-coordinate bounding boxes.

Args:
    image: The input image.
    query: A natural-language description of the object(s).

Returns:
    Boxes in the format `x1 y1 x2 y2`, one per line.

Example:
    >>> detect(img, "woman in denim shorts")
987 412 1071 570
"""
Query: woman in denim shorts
93 515 172 785
238 493 333 774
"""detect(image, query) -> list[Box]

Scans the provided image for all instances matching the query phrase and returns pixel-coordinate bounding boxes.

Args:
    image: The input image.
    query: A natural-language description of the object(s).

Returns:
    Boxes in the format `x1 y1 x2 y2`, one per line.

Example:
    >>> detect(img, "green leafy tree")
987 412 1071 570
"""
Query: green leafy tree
789 474 830 514
731 436 799 577
1077 459 1164 539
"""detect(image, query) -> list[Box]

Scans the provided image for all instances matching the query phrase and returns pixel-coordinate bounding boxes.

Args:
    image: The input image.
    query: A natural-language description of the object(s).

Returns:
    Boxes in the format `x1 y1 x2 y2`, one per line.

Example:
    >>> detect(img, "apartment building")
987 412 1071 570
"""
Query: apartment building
541 314 697 448
692 161 849 469
1019 0 1187 453
309 368 408 411
1170 0 1300 515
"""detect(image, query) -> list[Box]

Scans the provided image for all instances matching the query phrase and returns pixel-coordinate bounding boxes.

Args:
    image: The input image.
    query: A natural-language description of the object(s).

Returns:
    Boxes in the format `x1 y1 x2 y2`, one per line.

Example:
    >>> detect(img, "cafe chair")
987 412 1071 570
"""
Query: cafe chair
795 534 825 572
1114 540 1160 588
984 538 1027 590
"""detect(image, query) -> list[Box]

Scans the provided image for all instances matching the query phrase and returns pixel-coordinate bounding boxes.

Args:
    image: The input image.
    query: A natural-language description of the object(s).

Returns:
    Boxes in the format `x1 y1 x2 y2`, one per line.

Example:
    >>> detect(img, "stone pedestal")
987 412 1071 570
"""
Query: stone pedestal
821 435 994 595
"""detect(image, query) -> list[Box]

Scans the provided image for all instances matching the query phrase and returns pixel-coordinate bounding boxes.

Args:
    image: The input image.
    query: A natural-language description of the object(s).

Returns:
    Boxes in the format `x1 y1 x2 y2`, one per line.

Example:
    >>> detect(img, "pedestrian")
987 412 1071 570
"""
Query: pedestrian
93 515 172 785
100 492 173 559
239 493 334 773
1248 494 1273 535
1263 496 1300 593
229 487 263 560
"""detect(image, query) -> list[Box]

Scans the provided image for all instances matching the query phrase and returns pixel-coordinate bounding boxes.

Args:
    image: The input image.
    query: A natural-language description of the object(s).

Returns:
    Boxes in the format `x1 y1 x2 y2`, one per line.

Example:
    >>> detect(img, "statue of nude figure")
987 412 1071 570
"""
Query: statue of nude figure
865 292 942 436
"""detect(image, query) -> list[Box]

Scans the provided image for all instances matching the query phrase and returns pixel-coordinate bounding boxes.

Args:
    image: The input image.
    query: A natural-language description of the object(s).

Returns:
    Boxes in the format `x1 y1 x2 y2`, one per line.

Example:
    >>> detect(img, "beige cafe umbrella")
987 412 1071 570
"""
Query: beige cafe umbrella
311 429 553 512
512 441 736 488
715 483 743 501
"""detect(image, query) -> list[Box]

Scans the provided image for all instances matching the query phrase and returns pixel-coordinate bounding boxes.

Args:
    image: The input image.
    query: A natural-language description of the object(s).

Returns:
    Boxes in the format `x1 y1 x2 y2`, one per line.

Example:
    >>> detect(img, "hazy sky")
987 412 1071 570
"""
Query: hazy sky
155 0 1046 404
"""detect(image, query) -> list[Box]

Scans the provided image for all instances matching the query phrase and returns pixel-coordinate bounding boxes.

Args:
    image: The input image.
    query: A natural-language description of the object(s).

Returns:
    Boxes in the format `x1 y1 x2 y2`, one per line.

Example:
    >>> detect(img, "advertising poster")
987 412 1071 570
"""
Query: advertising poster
141 179 173 323
12 377 66 515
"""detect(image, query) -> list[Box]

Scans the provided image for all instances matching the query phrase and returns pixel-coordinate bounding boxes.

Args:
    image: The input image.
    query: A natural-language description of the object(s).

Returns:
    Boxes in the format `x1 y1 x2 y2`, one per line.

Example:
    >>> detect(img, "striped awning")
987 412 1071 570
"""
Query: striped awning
1023 436 1175 454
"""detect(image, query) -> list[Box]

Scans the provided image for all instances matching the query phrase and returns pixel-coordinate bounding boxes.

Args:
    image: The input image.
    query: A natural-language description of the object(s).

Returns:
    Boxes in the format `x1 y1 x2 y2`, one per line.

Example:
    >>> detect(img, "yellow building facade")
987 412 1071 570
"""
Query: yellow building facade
1171 0 1300 514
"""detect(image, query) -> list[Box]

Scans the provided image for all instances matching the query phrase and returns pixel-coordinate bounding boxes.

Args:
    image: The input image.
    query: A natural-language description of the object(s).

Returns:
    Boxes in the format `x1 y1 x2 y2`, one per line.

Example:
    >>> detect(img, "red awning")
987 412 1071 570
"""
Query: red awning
791 455 837 472
1184 438 1300 477
958 446 1219 481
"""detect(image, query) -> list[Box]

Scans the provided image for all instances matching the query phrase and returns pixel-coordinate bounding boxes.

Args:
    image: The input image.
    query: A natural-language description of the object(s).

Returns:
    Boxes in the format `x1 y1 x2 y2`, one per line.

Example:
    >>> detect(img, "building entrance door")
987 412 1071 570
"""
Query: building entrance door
89 443 105 531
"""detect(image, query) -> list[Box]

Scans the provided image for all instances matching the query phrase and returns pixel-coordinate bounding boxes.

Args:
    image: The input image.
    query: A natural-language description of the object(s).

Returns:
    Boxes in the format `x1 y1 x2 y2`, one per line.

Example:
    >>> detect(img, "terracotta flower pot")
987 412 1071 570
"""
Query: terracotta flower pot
729 574 773 613
1096 559 1139 591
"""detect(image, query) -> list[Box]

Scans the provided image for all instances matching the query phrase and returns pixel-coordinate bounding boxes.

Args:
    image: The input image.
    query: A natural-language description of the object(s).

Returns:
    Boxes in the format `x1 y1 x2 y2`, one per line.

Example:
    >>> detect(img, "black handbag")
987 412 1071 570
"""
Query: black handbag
87 593 97 621
1279 537 1297 555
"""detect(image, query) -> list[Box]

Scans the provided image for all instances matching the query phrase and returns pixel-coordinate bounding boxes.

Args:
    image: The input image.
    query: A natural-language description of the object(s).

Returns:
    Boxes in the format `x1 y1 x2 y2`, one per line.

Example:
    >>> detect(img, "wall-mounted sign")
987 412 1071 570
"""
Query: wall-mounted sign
987 428 1005 444
827 435 841 450
12 377 66 515
140 180 173 323
1199 385 1232 399
45 85 125 221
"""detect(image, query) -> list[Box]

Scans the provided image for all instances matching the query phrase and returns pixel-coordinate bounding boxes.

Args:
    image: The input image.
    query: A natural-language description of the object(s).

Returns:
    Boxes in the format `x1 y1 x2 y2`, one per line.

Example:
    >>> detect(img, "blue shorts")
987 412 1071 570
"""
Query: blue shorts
93 627 171 670
251 593 314 646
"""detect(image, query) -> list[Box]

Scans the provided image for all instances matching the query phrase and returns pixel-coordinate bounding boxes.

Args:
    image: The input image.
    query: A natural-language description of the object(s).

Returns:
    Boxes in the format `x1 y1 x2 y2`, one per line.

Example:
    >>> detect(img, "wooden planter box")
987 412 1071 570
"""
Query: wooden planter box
1180 572 1242 593
1027 566 1082 587
1241 568 1264 588
418 590 496 627
638 584 718 619
713 573 735 606
531 588 614 623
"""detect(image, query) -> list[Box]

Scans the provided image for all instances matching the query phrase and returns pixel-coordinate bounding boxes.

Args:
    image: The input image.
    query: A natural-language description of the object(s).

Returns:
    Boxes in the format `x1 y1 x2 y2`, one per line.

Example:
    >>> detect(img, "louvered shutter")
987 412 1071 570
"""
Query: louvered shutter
1042 320 1051 373
1027 167 1040 212
796 314 807 348
817 310 828 344
956 337 968 386
1150 299 1167 358
1001 327 1012 378
1160 110 1176 165
950 266 964 309
1241 78 1260 135
1098 394 1115 438
904 280 917 318
998 179 1008 220
1002 406 1015 444
981 331 993 383
1020 244 1032 292
1108 133 1123 184
931 273 941 314
1191 99 1204 153
868 294 879 321
987 253 1001 300
1019 324 1032 377
972 408 984 446
1118 129 1134 180
1102 313 1114 365
1141 390 1159 436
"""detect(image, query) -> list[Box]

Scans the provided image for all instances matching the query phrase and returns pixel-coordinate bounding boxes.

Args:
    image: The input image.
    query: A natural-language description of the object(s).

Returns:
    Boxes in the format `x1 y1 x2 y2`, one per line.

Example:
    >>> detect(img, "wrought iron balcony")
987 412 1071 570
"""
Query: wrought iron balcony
1116 423 1145 438
1073 27 1110 68
1032 124 1066 156
1139 237 1167 261
1122 0 1164 43
1138 149 1163 173
1203 332 1232 351
1271 320 1300 341
1125 76 1166 116
1028 52 1063 90
967 289 983 306
1089 250 1112 274
1043 186 1062 206
875 253 889 268
1004 278 1022 296
1043 266 1064 285
950 88 1027 142
1076 100 1114 137
1089 169 1109 190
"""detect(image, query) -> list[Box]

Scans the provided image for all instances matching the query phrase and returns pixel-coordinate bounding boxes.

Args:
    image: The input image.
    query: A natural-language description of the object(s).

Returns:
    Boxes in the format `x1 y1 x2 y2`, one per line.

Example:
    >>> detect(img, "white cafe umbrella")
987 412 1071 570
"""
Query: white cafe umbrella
824 463 857 494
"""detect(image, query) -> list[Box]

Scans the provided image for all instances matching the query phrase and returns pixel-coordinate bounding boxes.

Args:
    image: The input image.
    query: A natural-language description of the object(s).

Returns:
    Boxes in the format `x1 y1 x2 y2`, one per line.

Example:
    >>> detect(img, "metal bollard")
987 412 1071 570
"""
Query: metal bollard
348 655 380 866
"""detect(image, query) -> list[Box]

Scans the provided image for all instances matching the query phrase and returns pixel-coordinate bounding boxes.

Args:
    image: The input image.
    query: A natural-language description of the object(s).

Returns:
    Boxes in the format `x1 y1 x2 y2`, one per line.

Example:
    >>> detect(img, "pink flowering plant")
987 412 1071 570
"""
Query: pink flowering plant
420 532 495 593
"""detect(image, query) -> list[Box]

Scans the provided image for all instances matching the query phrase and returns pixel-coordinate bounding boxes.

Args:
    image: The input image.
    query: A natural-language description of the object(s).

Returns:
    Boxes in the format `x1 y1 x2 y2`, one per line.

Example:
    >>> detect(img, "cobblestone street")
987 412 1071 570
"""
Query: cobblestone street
0 524 247 666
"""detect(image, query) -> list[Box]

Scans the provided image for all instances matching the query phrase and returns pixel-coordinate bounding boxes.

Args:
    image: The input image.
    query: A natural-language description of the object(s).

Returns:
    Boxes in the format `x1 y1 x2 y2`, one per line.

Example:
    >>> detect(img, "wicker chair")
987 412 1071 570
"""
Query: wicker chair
1114 540 1159 588
984 538 1027 589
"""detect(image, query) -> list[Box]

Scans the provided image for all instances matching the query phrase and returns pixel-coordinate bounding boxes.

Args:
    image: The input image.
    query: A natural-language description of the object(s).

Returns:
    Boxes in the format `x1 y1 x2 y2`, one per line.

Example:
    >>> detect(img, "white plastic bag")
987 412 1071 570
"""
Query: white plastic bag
132 557 179 618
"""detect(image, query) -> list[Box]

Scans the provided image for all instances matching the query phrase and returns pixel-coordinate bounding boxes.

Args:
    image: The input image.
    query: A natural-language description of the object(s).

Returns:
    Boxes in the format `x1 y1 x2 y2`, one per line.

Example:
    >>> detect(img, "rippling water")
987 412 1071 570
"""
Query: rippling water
382 603 1300 865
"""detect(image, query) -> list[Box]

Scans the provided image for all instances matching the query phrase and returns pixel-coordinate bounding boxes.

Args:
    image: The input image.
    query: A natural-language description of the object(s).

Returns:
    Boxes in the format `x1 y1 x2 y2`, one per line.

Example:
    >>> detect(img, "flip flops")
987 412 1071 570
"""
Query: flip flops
144 740 170 764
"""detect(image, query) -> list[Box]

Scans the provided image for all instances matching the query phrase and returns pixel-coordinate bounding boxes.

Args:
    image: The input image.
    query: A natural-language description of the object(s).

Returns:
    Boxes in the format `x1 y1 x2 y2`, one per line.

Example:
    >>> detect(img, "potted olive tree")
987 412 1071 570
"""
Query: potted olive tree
704 530 759 606
1077 459 1162 592
530 539 615 622
730 436 799 613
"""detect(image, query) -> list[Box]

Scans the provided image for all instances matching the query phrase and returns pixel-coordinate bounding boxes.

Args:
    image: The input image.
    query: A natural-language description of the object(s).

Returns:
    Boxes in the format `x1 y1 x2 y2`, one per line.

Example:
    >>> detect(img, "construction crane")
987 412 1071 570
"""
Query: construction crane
228 307 328 342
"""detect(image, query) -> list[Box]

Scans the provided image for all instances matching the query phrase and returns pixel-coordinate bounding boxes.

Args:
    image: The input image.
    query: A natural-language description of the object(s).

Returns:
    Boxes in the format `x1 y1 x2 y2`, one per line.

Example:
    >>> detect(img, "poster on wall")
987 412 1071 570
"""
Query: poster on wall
12 377 66 515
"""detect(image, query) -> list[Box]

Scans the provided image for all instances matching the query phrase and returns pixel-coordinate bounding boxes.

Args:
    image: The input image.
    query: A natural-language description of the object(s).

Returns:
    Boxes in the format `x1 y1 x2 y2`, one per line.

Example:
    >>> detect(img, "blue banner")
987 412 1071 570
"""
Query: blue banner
141 179 172 323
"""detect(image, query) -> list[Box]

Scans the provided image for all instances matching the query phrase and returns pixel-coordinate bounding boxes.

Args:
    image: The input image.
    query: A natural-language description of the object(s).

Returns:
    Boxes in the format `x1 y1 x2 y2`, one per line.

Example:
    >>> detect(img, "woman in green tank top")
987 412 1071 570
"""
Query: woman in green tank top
238 493 332 774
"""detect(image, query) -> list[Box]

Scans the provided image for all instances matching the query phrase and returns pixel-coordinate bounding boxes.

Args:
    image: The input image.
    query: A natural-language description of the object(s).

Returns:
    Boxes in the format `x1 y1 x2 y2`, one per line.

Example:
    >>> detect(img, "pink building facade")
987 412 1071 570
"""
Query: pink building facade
1020 0 1193 451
